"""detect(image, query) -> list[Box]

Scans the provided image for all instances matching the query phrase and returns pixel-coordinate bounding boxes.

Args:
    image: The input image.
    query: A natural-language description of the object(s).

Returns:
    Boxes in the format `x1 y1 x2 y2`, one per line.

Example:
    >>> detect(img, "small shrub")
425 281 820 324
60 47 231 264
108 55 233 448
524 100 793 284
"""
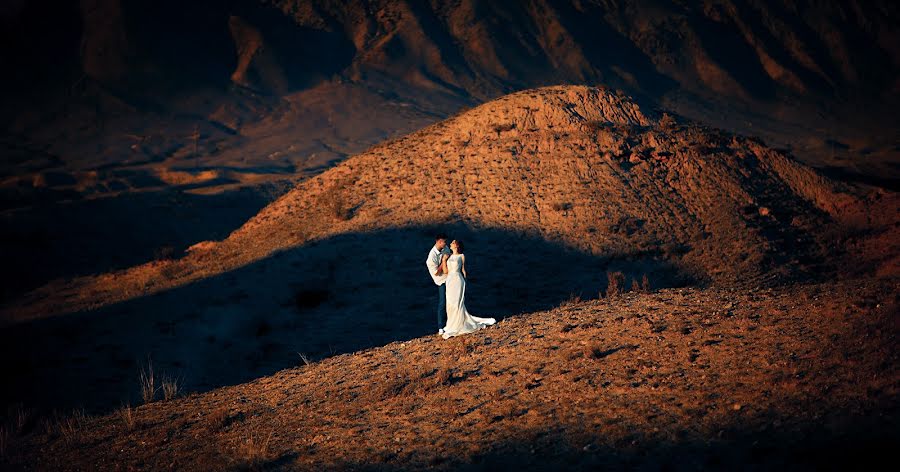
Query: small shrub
551 202 573 212
258 180 292 204
631 278 640 292
139 358 156 404
491 123 516 135
606 271 626 298
587 345 607 359
206 407 230 432
318 186 352 221
641 274 651 292
433 367 452 388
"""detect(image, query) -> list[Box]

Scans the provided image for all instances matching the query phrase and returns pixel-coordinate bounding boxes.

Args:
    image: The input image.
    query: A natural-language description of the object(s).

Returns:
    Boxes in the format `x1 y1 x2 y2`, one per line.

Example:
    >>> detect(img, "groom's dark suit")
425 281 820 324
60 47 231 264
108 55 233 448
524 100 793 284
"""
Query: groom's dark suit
426 245 452 329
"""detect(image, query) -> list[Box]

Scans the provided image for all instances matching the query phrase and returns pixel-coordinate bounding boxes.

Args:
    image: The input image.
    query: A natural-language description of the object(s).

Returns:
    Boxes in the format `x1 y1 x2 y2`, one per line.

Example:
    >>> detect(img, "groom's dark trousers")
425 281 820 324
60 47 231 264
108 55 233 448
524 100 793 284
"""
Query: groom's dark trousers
437 283 446 328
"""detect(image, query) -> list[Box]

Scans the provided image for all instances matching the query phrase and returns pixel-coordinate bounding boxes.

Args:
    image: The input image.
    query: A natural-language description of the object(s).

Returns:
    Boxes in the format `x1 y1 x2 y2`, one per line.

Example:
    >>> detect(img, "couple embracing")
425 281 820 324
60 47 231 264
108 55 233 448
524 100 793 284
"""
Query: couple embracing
426 234 496 339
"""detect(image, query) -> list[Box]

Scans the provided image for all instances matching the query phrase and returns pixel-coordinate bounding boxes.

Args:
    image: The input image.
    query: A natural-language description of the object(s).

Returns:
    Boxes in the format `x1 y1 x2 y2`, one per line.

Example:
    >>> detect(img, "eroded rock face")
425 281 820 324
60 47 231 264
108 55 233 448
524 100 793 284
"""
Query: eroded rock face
20 0 899 113
228 15 289 94
268 0 900 103
4 0 898 189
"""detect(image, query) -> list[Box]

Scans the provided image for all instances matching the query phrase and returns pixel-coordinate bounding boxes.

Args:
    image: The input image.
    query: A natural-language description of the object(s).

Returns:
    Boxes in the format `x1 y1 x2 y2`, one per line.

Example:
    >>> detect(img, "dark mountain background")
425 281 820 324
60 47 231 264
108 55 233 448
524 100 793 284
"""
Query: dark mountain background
1 0 898 300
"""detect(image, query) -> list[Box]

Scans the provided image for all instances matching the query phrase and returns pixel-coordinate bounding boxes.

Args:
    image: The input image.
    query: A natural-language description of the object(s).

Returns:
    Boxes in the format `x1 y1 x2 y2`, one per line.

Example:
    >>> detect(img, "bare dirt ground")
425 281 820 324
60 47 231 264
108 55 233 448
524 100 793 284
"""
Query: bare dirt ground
2 278 896 470
0 86 896 470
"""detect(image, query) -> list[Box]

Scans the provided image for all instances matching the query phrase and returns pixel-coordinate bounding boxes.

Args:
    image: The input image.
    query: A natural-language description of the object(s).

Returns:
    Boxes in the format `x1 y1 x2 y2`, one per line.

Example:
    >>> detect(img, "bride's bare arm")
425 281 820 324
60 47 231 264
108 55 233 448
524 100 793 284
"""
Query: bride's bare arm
437 254 450 275
461 255 467 278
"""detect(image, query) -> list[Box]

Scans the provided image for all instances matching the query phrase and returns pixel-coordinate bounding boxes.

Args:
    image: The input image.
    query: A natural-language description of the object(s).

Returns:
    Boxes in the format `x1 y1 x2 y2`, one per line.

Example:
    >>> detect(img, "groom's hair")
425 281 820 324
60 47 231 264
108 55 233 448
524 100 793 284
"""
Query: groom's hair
435 233 448 242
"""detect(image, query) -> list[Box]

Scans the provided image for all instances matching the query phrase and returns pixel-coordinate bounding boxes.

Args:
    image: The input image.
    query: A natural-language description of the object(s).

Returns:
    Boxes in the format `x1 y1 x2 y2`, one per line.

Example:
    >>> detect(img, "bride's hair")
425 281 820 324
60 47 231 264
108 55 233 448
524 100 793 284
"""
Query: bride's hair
454 240 464 253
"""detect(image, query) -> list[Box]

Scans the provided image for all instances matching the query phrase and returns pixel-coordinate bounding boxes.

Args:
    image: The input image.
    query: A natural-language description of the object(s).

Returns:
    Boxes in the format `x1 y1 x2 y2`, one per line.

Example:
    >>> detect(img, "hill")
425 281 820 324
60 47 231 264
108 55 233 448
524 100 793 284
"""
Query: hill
3 0 898 304
0 86 896 418
2 279 897 470
6 85 895 322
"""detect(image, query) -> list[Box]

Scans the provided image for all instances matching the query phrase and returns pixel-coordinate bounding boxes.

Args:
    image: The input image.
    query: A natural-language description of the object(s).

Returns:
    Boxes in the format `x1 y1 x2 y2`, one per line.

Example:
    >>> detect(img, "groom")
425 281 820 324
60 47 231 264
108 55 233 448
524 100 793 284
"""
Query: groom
426 233 452 334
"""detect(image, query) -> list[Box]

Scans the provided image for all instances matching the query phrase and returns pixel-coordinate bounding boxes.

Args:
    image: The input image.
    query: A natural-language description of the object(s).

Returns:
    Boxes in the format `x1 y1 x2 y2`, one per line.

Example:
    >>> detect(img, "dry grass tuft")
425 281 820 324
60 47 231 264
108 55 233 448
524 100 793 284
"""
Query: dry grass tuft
374 374 410 401
161 374 180 401
117 404 136 431
605 271 626 298
560 293 582 307
235 430 273 469
297 352 312 366
384 365 461 398
7 403 29 435
372 364 462 400
139 358 156 404
205 406 236 433
54 409 88 444
641 274 651 292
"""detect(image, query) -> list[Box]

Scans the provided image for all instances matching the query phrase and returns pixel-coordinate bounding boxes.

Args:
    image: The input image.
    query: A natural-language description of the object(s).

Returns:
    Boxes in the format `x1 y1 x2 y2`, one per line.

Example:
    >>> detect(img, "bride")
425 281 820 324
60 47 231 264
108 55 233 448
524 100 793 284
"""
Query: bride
438 239 496 339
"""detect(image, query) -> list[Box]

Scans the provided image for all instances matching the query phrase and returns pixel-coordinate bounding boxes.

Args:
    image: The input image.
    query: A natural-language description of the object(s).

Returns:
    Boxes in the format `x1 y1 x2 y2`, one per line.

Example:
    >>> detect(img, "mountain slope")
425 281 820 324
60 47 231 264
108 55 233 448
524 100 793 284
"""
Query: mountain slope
4 279 897 470
5 86 895 324
3 0 899 191
3 0 897 304
195 84 895 282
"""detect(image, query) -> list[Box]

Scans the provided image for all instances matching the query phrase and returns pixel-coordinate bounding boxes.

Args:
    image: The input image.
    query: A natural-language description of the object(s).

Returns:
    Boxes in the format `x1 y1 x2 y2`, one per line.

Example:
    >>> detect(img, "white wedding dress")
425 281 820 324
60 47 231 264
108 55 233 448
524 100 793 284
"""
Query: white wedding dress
442 254 496 339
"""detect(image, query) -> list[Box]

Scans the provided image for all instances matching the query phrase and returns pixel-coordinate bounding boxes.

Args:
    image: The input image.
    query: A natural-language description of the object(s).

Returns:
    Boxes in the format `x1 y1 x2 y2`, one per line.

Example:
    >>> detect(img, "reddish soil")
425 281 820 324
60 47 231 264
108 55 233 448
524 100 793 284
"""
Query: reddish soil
2 279 896 470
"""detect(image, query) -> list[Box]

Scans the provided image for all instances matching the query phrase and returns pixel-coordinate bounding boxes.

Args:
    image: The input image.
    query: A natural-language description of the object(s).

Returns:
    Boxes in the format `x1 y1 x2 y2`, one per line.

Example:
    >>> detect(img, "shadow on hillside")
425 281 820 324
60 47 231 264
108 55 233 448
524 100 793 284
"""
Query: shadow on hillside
0 183 284 302
0 224 692 414
818 164 900 192
327 412 897 471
